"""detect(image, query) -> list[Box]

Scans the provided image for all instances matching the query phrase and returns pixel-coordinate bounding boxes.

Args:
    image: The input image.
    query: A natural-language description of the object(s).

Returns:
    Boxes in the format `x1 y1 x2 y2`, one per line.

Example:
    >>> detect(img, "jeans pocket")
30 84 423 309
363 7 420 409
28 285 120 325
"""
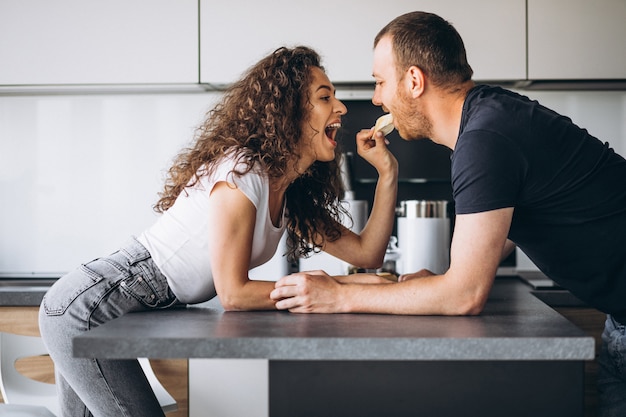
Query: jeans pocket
120 270 177 309
43 265 102 316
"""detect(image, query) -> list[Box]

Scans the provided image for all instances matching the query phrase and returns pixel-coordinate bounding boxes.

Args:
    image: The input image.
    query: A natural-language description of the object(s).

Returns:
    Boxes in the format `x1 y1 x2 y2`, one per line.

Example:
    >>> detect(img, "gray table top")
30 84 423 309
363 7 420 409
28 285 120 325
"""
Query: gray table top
72 277 595 361
0 278 57 306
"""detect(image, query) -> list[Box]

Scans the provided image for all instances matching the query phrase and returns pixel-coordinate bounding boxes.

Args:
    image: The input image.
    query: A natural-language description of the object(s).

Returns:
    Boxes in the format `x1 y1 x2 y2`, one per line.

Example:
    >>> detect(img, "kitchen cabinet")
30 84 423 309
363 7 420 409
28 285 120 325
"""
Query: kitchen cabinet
0 0 198 85
199 0 526 86
528 0 626 80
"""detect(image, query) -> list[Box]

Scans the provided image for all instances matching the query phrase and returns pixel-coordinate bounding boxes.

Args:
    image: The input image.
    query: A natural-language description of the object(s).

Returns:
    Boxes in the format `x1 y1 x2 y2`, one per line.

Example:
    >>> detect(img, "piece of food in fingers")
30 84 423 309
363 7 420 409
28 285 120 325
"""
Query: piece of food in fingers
372 113 394 136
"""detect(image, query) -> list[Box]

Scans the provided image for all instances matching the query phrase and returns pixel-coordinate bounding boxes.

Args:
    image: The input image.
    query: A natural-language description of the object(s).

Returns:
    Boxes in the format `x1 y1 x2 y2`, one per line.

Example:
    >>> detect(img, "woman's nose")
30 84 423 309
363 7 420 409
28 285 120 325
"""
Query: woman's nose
336 99 347 115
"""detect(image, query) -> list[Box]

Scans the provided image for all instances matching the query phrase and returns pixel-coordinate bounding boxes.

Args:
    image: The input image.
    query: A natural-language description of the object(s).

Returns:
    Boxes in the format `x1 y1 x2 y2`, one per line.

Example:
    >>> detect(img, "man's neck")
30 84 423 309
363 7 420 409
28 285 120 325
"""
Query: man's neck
428 81 475 150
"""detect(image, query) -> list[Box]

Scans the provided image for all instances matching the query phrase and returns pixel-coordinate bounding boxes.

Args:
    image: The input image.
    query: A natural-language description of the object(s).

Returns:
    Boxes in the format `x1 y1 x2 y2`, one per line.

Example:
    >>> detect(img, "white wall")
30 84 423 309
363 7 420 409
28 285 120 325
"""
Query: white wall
1 89 626 275
0 92 219 275
518 90 626 156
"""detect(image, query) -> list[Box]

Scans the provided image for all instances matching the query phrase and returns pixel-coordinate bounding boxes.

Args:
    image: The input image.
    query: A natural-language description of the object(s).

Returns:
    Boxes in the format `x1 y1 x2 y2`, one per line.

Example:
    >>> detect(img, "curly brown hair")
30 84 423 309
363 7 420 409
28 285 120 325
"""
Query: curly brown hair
154 46 347 261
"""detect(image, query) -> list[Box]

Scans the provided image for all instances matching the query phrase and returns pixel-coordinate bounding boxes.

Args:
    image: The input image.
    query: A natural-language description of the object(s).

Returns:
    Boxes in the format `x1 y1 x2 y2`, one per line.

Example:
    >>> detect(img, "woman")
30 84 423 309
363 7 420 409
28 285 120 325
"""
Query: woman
39 46 398 416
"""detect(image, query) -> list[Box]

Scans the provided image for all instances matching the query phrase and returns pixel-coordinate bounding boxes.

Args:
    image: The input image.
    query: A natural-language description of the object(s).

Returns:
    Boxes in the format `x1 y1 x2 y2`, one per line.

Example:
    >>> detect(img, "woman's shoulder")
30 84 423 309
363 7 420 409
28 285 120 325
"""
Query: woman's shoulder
201 149 268 204
225 150 267 178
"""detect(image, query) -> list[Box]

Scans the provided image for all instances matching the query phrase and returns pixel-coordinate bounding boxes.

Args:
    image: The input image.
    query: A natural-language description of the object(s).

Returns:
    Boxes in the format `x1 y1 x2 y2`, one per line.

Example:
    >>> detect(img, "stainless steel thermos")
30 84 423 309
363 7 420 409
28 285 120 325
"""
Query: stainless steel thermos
397 200 450 275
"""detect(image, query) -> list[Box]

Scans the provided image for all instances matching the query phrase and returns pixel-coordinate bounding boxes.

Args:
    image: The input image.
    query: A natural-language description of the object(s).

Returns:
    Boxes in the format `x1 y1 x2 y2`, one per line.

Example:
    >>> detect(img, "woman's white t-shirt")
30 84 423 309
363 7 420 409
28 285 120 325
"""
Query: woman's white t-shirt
138 153 286 304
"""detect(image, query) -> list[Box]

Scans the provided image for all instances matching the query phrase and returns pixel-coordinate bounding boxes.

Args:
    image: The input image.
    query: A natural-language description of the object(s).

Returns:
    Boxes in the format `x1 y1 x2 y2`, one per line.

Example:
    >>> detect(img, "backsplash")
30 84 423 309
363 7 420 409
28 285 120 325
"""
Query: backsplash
521 89 626 157
1 89 625 274
0 92 220 274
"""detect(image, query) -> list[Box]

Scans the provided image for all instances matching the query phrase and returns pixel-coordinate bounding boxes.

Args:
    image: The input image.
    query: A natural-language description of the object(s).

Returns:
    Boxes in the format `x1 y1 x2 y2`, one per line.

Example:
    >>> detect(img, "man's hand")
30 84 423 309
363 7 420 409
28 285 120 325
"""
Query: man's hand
270 270 345 313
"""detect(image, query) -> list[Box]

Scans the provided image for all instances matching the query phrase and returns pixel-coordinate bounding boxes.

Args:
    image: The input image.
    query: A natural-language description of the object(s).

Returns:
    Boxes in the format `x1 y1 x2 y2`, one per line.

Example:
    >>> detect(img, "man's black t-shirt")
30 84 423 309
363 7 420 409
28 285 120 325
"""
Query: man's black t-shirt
452 85 626 318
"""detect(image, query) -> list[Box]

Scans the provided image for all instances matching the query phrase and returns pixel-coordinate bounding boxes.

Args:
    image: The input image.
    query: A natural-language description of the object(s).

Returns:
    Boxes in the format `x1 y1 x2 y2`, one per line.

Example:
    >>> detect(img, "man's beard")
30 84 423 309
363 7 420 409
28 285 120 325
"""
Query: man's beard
395 86 433 141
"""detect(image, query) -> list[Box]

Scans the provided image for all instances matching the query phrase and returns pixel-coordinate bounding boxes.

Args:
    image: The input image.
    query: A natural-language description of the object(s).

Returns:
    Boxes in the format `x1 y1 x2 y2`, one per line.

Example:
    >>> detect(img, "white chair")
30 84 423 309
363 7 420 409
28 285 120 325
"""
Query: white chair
0 333 177 415
0 404 56 417
138 357 178 413
0 332 58 416
0 404 56 416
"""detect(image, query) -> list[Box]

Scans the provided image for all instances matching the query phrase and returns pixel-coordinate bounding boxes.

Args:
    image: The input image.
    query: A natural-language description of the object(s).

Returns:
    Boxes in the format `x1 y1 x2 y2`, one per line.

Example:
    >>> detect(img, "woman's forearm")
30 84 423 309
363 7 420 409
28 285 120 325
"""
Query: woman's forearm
357 167 398 261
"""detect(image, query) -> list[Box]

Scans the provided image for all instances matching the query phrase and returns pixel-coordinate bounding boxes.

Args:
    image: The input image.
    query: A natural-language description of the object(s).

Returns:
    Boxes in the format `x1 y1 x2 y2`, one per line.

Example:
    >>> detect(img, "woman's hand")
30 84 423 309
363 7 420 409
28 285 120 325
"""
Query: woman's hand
356 128 398 179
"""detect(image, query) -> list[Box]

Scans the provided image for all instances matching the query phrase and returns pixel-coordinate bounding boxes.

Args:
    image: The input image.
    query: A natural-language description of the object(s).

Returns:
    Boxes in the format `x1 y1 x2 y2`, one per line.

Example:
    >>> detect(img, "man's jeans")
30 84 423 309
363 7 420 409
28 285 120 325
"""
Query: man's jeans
598 315 626 417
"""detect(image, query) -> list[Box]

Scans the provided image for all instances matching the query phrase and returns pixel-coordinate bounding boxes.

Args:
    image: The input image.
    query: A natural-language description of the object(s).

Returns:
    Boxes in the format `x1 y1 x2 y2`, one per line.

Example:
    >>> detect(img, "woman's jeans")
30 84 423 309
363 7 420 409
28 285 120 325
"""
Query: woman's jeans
598 315 626 417
39 238 181 417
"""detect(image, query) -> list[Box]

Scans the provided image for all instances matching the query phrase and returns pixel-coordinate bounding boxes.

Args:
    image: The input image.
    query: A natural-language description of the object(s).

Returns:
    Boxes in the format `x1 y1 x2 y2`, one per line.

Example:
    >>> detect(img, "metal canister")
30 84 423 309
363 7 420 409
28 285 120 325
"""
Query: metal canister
399 200 448 219
397 200 450 275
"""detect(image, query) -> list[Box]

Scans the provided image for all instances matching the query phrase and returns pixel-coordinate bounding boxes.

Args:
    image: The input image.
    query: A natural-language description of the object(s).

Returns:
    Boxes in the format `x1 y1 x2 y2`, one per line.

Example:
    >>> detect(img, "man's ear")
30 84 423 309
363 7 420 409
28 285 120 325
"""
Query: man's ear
406 66 426 98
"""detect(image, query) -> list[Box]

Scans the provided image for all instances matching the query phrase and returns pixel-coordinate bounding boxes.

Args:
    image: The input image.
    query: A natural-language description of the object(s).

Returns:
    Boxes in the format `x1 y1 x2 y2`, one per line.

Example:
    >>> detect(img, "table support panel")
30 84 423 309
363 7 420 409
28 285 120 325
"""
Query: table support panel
269 360 584 417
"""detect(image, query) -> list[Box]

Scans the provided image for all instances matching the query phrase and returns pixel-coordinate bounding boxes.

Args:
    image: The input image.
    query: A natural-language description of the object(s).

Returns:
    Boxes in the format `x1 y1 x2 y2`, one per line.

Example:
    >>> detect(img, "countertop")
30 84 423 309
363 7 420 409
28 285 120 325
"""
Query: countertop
0 277 58 306
0 271 586 308
0 275 595 361
72 277 595 361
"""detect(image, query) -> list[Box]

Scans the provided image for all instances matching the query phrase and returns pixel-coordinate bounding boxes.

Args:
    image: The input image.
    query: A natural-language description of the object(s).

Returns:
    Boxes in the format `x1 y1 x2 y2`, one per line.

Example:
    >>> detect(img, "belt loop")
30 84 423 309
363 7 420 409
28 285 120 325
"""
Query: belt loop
120 236 150 263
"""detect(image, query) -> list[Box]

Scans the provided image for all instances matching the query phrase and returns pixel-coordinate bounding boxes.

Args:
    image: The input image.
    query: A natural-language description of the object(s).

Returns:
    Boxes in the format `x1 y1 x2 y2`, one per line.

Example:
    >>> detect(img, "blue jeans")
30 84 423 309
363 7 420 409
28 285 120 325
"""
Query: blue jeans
598 315 626 417
39 238 181 417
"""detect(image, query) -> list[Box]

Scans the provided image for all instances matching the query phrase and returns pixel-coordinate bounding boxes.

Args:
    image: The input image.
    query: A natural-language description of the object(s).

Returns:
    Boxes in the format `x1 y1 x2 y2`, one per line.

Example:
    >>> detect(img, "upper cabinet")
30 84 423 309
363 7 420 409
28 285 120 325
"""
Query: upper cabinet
528 0 626 80
0 0 199 85
199 0 526 86
4 1 623 88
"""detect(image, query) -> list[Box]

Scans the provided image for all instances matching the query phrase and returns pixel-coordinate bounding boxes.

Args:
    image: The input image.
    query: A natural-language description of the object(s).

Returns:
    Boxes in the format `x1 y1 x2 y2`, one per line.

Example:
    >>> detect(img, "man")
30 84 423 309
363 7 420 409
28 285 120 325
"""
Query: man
270 11 626 415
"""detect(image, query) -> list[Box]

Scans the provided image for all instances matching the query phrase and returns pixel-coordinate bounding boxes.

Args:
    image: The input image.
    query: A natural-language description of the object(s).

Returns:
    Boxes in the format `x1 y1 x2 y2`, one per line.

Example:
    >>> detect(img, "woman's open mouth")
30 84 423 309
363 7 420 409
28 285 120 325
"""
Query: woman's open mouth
325 122 341 146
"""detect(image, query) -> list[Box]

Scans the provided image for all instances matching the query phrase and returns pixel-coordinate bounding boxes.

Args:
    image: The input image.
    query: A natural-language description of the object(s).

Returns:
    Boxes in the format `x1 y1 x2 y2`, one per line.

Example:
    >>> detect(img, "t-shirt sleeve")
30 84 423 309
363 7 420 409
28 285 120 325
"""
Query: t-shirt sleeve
451 130 526 215
210 155 265 210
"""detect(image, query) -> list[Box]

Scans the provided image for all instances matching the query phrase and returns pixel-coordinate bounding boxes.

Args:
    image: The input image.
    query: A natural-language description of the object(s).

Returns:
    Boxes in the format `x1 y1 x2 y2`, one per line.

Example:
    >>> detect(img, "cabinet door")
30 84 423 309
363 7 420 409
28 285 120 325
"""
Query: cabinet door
0 0 198 85
199 0 526 86
528 0 626 80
